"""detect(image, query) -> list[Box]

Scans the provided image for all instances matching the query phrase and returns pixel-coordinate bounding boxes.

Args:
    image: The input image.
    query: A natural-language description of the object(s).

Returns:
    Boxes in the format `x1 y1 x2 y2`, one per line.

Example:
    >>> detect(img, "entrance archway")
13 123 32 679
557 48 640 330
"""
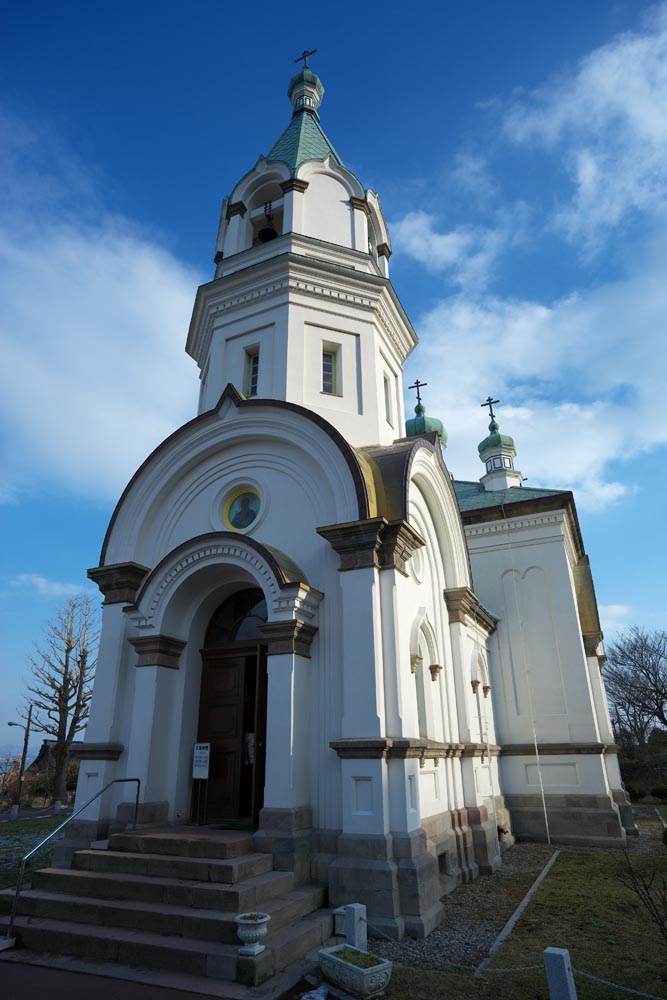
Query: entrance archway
198 587 268 824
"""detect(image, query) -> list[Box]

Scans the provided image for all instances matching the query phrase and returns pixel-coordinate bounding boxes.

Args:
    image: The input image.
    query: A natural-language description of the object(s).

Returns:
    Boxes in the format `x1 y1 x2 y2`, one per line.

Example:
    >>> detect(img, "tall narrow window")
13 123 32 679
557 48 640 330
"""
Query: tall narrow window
322 347 338 395
384 374 393 426
245 348 259 397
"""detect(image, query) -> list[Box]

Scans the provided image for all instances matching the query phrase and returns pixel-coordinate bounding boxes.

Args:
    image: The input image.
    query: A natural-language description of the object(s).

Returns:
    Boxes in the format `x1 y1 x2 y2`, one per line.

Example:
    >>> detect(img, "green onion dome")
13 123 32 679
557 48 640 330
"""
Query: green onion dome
406 402 448 446
478 418 515 455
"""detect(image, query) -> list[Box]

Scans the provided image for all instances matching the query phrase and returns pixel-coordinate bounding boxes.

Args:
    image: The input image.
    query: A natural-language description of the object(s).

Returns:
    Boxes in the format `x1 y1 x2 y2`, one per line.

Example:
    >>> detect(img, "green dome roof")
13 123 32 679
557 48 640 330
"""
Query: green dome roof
478 419 515 455
406 403 447 446
288 69 324 104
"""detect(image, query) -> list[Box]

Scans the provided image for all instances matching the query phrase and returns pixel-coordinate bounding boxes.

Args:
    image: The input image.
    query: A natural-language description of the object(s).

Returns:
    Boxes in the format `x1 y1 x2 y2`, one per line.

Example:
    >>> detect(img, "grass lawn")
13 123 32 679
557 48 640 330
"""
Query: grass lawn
0 816 63 890
387 816 667 1000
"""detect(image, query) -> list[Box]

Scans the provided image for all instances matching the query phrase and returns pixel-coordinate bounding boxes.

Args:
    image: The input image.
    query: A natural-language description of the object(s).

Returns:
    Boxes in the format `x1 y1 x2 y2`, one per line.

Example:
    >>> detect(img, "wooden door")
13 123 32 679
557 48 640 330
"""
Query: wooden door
198 646 267 823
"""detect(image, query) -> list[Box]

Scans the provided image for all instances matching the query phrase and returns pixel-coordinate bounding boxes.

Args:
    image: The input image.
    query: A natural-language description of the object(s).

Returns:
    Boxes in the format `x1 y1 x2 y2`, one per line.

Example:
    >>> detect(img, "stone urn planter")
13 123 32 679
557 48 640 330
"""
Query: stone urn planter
235 912 271 955
319 945 392 998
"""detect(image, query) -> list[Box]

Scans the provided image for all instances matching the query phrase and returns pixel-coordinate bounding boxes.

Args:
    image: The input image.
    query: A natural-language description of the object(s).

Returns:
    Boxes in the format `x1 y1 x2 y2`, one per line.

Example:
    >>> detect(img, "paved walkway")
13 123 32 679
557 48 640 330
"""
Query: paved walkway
1 959 243 1000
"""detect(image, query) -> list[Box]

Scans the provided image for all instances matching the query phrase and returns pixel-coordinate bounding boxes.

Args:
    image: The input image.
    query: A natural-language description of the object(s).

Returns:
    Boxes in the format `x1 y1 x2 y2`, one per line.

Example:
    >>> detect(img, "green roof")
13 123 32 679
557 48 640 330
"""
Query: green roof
266 111 343 174
452 480 568 512
405 403 447 446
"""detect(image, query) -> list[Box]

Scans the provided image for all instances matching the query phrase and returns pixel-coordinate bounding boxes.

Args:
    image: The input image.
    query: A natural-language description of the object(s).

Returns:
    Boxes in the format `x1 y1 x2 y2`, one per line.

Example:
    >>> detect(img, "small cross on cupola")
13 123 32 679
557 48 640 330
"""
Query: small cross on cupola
405 379 447 447
477 395 523 491
288 48 324 115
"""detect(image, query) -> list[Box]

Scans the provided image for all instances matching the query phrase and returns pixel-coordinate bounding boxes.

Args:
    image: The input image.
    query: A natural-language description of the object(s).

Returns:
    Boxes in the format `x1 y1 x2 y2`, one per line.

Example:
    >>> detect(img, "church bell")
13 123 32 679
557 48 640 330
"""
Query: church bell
258 202 278 243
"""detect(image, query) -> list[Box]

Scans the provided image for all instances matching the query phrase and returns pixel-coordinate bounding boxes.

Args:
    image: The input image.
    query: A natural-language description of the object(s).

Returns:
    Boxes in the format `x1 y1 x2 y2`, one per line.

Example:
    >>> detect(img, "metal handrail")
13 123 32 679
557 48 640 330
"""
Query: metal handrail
4 777 141 943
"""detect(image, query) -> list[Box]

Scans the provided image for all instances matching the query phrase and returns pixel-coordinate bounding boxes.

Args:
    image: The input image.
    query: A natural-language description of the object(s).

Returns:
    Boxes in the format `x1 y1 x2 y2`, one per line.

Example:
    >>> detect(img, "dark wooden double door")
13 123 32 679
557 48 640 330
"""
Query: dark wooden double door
197 643 267 824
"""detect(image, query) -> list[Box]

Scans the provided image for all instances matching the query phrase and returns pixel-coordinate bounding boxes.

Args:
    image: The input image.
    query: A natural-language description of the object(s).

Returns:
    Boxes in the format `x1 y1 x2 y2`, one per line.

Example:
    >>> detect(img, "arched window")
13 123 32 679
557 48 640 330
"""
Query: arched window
204 588 267 648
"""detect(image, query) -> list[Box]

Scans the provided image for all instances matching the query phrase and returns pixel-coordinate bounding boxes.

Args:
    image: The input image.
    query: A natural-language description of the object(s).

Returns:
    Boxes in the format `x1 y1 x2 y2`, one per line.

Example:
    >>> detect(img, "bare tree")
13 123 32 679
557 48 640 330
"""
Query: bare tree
23 595 98 803
606 628 667 750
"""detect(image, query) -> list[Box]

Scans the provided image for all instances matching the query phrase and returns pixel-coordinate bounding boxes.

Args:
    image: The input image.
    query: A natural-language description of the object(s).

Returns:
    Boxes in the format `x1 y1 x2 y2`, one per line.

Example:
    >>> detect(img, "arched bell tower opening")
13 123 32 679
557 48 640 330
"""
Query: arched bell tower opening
198 587 268 825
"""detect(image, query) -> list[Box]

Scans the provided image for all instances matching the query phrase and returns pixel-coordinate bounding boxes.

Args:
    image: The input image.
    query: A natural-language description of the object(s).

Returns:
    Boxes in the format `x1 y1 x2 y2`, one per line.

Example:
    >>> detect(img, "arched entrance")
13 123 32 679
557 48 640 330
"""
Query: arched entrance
197 587 268 824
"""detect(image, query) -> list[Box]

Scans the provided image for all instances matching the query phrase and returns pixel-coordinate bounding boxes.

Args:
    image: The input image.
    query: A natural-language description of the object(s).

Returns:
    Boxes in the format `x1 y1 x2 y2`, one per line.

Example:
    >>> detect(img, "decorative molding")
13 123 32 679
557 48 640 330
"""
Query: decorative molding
349 196 370 216
317 518 424 574
582 631 604 657
471 679 480 693
443 587 497 634
128 634 187 670
281 178 309 194
410 654 422 675
483 685 491 698
329 737 478 765
462 742 500 758
214 251 224 264
376 242 392 259
500 742 614 756
69 742 124 761
317 518 386 571
377 520 426 576
87 562 150 605
428 663 443 683
259 620 318 657
225 200 247 219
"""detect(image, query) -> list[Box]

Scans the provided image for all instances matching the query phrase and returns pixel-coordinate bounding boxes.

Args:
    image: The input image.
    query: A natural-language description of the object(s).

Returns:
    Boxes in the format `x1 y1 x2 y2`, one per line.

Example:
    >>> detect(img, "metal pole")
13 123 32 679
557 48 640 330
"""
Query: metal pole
13 706 32 813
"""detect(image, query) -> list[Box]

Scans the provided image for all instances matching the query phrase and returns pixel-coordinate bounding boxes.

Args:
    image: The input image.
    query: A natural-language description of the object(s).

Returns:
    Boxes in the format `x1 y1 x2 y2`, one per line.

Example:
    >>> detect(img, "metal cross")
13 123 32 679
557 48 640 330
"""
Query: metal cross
294 48 317 68
481 396 500 420
409 380 428 405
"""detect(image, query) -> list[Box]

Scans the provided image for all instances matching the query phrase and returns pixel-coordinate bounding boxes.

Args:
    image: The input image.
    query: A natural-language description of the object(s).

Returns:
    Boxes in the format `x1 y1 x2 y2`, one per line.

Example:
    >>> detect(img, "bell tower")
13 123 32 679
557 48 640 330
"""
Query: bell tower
186 62 417 448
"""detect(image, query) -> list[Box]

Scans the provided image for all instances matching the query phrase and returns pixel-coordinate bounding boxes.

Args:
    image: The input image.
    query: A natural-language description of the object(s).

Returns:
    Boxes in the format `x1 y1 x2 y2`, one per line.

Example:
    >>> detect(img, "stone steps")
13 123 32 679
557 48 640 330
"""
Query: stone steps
0 909 334 982
31 865 294 911
0 884 325 944
0 828 333 986
73 848 273 884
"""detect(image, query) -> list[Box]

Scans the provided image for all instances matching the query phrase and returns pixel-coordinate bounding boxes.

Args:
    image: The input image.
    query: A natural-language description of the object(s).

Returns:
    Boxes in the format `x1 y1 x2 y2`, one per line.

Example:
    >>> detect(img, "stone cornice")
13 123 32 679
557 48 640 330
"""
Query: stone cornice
280 178 309 194
500 742 618 756
330 737 500 765
377 520 426 576
376 242 392 259
128 634 187 670
225 200 247 219
68 742 124 761
87 562 150 605
317 518 425 574
349 196 371 216
443 586 497 634
259 620 318 657
186 242 417 371
317 518 386 570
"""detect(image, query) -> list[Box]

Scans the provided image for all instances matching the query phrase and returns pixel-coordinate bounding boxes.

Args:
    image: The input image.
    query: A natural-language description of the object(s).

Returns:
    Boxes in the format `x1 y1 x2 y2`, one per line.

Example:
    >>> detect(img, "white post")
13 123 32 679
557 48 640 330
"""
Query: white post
345 903 368 952
544 947 578 999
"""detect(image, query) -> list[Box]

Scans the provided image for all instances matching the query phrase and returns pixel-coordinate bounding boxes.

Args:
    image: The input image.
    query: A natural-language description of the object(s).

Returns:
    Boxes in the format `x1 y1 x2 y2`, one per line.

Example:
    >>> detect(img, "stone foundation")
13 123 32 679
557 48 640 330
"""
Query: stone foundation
327 830 443 940
505 792 626 847
253 805 314 883
611 787 638 836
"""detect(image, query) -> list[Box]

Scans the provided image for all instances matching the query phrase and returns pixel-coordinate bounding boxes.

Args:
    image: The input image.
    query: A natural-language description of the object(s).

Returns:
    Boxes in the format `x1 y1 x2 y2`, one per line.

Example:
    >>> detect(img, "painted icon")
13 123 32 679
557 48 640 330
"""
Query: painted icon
226 490 260 530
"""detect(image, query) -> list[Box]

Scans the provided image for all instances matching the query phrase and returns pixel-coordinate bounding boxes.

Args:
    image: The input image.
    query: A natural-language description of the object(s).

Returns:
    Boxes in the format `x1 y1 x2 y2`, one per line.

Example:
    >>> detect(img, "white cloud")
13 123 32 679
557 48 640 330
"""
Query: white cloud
0 110 201 502
391 208 525 288
502 4 667 250
408 233 667 510
599 604 632 637
7 574 89 599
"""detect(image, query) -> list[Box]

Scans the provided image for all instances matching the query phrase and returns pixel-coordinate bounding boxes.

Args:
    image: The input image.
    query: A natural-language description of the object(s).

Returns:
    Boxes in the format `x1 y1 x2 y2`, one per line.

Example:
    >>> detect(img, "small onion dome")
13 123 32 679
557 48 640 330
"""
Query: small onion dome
478 418 515 455
288 69 325 113
406 402 448 446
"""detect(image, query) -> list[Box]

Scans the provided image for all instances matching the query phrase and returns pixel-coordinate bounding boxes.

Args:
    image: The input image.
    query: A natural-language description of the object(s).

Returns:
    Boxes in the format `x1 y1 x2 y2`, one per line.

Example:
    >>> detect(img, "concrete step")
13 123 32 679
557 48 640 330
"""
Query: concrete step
28 865 294 911
0 914 240 980
72 848 273 884
0 885 325 944
108 829 255 860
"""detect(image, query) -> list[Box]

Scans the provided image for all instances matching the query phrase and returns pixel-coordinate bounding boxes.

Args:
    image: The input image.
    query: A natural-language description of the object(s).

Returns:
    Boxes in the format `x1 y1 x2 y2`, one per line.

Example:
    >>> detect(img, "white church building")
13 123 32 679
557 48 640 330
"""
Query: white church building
77 64 633 940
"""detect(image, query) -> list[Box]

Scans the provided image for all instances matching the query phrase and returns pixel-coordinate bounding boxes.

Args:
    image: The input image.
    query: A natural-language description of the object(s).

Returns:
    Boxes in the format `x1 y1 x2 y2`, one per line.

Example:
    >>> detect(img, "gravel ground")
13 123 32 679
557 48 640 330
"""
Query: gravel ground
368 843 554 971
368 813 660 971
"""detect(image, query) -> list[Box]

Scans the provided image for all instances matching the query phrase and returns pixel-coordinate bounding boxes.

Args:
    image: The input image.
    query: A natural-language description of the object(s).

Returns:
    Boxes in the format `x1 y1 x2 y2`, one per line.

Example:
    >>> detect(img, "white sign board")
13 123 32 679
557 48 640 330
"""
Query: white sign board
193 742 210 780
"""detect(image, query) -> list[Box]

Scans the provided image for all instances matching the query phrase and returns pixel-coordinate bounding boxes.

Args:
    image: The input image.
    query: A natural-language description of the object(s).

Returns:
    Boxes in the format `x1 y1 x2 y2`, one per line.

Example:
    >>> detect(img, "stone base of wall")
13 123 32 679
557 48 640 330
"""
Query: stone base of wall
327 829 443 941
253 806 314 883
421 808 479 893
611 787 638 836
505 792 626 847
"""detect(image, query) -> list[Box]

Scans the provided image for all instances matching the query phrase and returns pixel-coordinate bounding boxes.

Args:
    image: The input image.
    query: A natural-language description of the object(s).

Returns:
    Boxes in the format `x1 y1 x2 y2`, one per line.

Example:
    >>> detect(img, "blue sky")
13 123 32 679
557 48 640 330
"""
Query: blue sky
1 0 666 751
